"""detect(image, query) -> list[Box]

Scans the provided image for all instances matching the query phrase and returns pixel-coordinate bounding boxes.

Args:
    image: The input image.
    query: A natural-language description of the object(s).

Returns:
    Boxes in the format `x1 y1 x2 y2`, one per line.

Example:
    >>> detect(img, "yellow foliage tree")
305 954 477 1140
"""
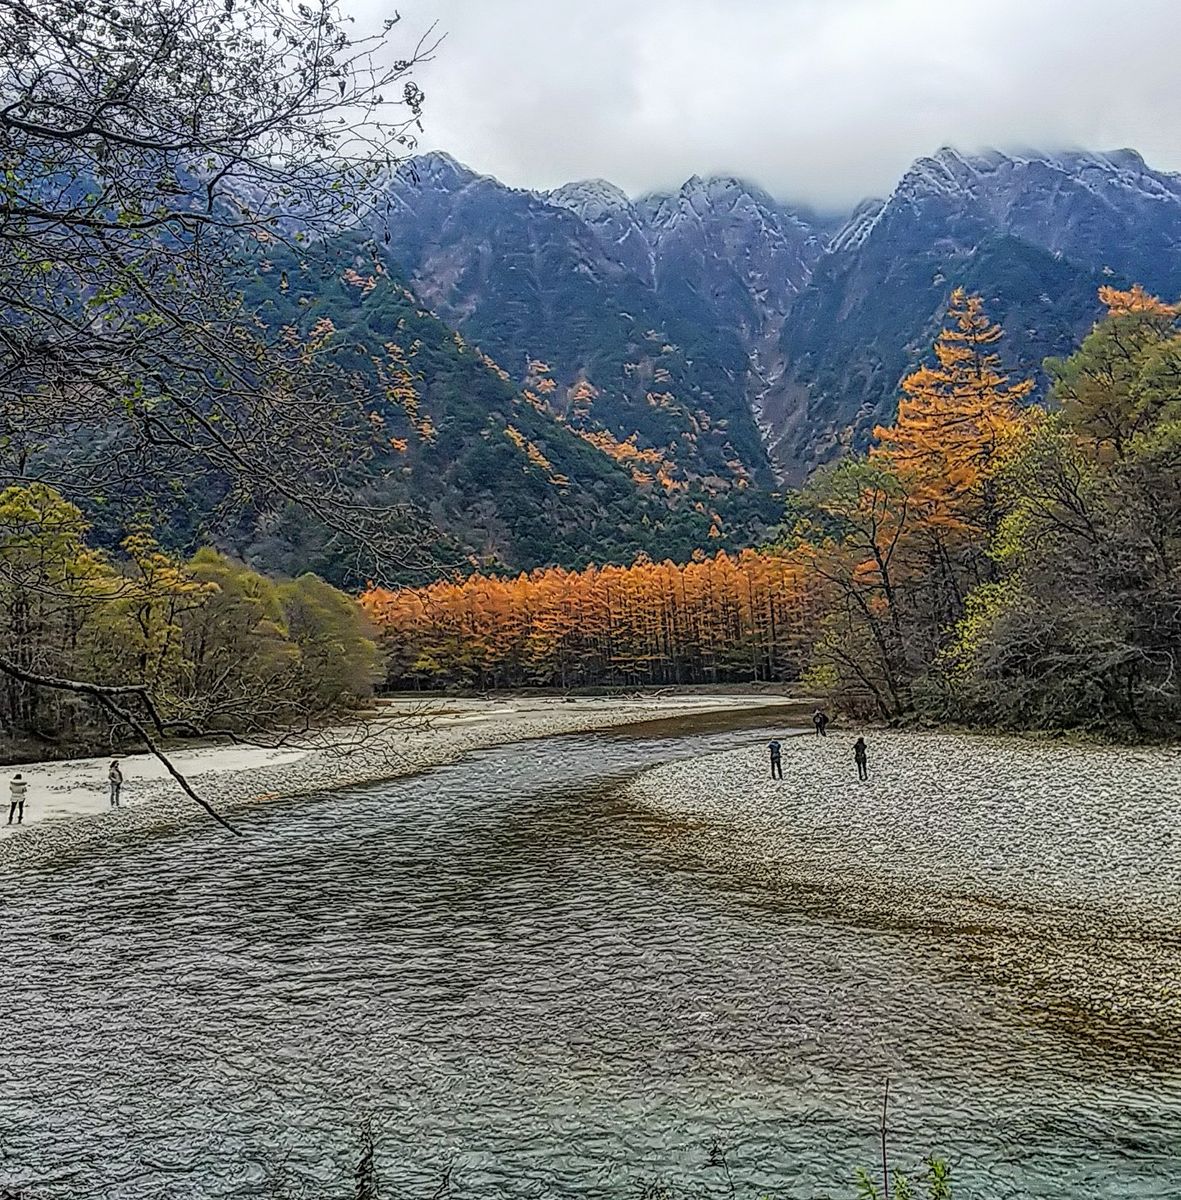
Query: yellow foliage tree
1049 285 1181 461
1096 284 1178 318
873 288 1035 539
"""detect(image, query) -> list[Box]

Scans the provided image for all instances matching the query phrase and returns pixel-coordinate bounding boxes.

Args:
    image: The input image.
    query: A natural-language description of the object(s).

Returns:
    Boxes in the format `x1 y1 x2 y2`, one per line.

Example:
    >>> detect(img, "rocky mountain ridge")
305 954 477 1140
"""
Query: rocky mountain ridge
379 146 1181 481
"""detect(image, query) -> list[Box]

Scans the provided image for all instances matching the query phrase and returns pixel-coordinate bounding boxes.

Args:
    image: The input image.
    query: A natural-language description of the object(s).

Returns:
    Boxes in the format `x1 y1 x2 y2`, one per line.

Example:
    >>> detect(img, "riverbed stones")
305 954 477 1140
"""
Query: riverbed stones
623 731 1181 1060
0 698 792 872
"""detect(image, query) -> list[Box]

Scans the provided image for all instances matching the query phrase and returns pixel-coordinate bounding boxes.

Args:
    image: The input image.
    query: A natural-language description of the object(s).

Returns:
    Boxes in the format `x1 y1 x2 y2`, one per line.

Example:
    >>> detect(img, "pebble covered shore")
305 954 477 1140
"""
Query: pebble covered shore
0 696 788 871
624 729 1181 1057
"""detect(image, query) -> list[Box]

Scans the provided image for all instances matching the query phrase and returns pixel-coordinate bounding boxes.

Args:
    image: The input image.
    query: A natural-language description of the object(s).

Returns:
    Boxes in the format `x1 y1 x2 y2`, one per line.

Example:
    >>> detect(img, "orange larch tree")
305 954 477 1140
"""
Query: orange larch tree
873 288 1035 543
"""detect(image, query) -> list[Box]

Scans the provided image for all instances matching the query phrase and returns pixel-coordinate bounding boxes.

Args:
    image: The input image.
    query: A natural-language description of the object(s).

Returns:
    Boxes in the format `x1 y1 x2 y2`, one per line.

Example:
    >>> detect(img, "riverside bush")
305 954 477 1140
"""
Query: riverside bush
0 483 381 752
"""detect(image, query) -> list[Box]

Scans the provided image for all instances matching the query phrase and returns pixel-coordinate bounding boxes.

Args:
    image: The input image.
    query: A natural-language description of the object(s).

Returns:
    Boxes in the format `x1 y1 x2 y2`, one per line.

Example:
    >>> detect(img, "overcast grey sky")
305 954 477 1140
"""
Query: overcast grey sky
392 0 1181 208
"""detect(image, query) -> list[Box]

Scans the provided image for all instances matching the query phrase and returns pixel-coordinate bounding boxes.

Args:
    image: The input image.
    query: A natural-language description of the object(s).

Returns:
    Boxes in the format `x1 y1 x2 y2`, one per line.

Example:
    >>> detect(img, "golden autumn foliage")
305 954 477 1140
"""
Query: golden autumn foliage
569 378 599 421
306 316 336 352
784 289 1044 717
574 428 683 489
362 288 1044 709
478 350 512 382
361 285 1181 736
1096 284 1178 317
872 288 1035 537
375 340 435 443
524 359 558 399
361 550 822 688
504 426 570 488
341 267 378 294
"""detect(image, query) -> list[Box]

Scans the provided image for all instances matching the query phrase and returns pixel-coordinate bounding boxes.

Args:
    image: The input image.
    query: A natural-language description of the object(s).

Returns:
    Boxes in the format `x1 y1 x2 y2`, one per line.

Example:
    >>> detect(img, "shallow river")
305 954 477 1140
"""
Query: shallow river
0 715 1177 1199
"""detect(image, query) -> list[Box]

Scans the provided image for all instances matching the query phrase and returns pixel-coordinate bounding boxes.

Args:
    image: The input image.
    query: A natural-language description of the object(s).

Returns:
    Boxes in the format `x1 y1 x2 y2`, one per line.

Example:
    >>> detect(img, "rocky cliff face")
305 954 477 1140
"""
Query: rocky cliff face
544 172 824 328
852 147 1181 287
377 147 1181 483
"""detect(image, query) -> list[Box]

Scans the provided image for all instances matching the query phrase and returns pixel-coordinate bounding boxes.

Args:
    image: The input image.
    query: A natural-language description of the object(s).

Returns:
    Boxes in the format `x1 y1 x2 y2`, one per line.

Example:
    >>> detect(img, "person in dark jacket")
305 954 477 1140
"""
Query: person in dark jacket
854 737 868 781
812 709 829 736
768 739 783 780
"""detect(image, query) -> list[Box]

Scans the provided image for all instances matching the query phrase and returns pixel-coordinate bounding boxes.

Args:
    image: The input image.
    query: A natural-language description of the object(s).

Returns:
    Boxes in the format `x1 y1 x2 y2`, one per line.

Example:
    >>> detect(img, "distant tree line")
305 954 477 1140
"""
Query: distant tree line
362 550 821 690
366 286 1180 738
0 484 380 755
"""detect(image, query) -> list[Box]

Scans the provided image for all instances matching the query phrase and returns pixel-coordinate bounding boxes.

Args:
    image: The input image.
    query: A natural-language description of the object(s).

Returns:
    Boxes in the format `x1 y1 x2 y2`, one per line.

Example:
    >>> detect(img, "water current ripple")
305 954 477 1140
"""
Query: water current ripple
0 721 1177 1199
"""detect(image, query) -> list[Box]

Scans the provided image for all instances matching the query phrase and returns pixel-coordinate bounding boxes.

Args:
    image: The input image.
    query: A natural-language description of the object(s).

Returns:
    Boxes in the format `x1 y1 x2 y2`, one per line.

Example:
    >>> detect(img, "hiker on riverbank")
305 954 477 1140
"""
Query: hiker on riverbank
8 773 27 825
769 739 783 780
812 709 829 736
108 760 123 808
854 737 868 781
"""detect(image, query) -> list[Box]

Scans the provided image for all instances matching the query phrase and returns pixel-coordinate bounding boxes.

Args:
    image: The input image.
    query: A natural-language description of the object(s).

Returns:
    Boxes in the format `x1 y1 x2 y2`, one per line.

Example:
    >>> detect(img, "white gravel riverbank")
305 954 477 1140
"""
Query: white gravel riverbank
624 729 1181 1054
0 694 795 868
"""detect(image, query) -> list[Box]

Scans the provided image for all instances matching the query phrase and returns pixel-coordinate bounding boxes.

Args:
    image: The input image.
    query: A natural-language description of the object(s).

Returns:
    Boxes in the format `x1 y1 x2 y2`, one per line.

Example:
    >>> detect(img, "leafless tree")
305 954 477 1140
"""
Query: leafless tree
0 0 439 564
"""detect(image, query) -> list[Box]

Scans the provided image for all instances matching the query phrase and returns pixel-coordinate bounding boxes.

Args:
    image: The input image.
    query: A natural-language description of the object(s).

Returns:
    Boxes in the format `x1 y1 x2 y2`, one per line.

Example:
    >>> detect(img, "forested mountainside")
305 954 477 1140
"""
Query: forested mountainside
378 147 1181 482
40 147 1181 583
377 152 823 488
32 222 775 584
777 148 1180 473
223 243 776 582
363 285 1181 740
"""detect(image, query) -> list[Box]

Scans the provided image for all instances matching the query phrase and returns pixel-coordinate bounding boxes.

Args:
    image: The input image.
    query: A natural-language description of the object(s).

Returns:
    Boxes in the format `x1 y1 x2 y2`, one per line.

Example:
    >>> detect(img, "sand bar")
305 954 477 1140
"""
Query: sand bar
0 694 797 866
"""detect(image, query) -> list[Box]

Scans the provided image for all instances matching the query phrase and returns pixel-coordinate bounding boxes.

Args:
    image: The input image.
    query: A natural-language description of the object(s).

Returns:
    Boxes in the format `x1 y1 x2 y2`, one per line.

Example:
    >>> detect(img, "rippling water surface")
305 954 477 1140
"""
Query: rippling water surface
1 717 1178 1199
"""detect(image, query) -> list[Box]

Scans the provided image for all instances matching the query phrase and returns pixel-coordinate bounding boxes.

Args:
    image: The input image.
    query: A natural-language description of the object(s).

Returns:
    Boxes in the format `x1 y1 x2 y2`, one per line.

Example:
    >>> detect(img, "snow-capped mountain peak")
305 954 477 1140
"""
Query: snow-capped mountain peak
545 178 634 222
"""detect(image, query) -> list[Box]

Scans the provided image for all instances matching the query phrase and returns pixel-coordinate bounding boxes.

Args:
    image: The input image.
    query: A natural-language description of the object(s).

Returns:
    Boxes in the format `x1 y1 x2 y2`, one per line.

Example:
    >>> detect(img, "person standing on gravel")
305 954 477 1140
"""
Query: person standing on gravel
8 773 28 824
853 737 869 782
108 760 124 808
769 739 783 780
812 709 829 736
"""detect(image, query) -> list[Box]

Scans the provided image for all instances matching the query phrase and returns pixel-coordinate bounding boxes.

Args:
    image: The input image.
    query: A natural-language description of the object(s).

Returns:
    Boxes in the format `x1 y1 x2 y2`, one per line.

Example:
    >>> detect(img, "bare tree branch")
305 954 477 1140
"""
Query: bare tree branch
0 653 242 833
